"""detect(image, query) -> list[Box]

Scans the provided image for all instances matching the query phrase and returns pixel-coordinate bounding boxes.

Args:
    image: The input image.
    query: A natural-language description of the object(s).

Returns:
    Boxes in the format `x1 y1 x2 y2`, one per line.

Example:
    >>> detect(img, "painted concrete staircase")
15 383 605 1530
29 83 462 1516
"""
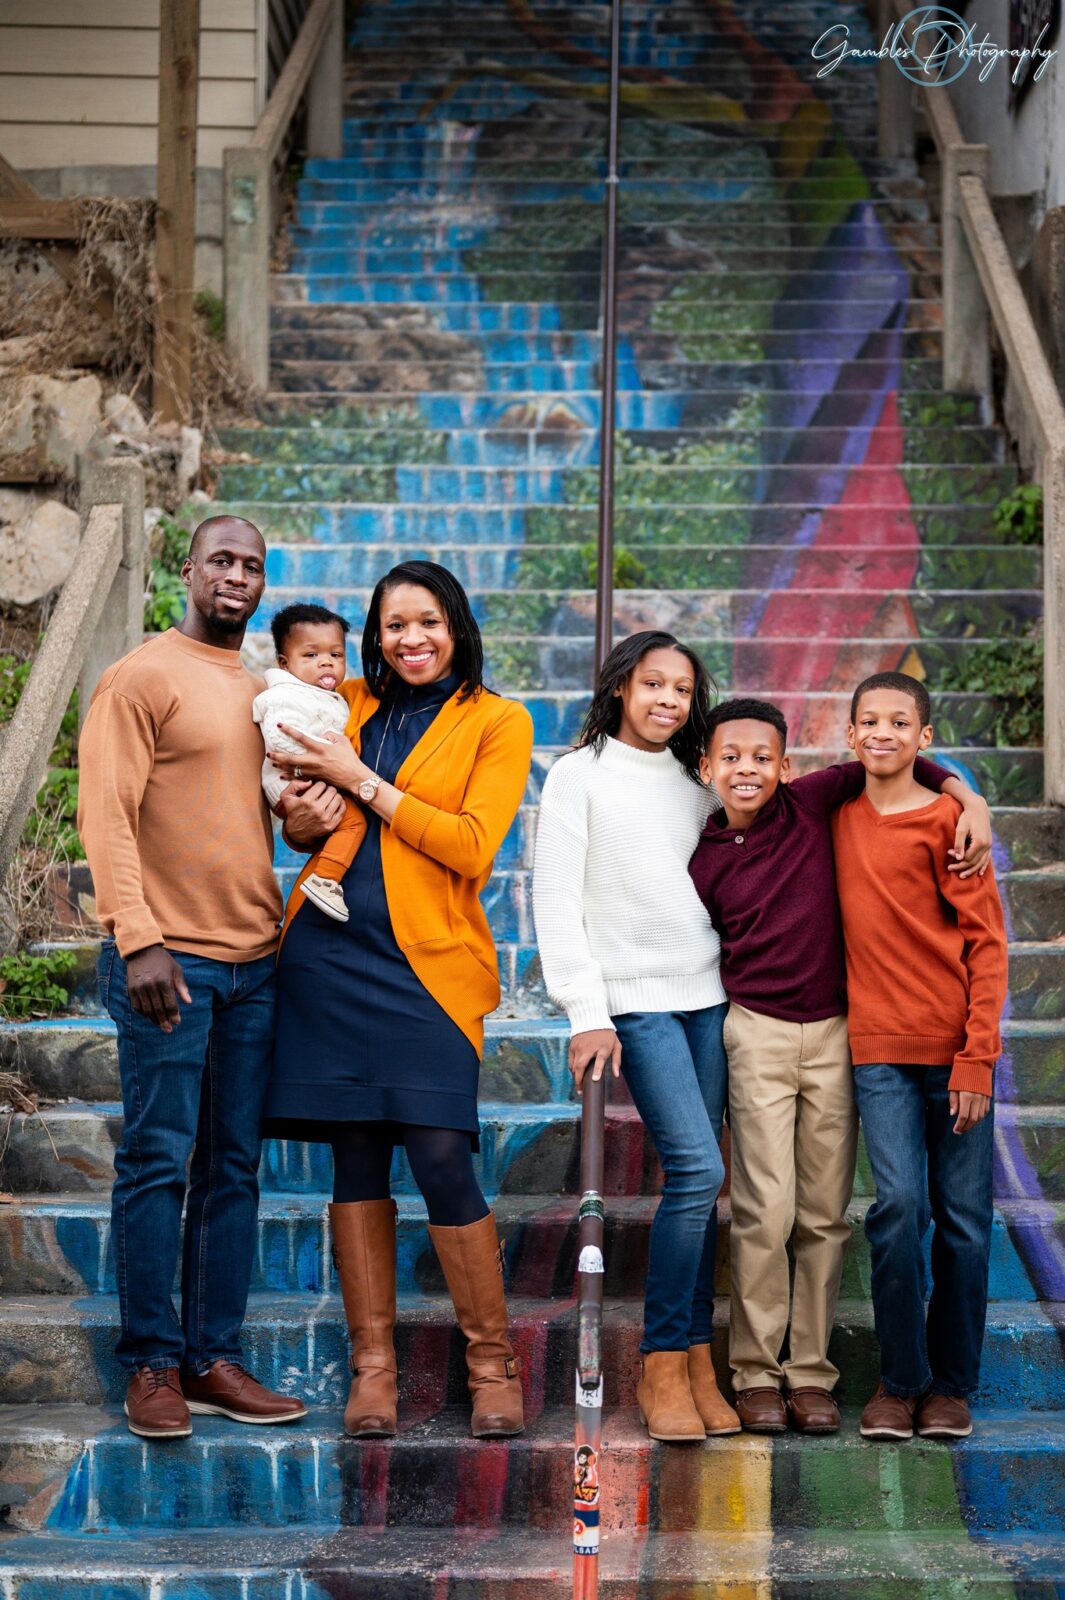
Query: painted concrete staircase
2 0 1065 1593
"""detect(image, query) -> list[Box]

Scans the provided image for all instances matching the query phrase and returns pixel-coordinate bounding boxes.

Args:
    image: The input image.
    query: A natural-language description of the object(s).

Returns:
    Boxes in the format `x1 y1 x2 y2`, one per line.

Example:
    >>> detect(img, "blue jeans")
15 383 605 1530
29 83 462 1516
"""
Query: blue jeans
613 1005 728 1353
855 1062 995 1399
100 943 276 1373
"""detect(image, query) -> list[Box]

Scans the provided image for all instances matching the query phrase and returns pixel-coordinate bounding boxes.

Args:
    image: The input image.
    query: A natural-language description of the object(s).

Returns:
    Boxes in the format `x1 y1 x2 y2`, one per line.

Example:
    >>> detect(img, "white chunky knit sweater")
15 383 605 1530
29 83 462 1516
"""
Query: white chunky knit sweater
531 738 725 1035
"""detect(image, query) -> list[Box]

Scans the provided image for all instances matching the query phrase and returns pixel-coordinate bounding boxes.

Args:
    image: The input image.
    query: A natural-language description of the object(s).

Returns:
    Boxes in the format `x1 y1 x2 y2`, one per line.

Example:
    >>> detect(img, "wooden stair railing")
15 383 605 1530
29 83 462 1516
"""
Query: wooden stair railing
223 0 344 390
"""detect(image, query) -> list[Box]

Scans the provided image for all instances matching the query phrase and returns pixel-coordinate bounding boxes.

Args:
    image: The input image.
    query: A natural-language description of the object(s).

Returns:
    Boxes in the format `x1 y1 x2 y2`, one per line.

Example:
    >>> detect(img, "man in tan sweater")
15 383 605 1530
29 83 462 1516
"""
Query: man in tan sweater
78 515 338 1439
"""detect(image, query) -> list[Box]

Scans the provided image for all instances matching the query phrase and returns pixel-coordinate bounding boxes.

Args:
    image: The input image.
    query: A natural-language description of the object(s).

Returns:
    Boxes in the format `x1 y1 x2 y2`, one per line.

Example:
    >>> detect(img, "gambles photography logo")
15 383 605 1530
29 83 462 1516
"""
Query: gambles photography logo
811 4 1059 86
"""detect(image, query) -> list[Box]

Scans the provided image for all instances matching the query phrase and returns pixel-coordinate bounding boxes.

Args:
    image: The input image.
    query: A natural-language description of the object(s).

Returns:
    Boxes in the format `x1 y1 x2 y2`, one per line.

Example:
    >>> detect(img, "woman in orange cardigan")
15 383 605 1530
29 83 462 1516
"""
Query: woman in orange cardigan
264 561 533 1441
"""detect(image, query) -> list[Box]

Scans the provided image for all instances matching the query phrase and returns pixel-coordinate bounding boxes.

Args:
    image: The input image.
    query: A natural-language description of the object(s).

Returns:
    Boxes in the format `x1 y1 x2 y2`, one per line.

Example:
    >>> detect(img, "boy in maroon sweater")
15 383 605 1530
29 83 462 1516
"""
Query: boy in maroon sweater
687 698 990 1435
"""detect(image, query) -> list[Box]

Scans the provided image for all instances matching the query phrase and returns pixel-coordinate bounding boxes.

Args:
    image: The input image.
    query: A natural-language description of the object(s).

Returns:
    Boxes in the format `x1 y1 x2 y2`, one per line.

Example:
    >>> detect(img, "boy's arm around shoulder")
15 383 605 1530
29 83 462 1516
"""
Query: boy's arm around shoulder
790 756 991 873
934 802 1009 1100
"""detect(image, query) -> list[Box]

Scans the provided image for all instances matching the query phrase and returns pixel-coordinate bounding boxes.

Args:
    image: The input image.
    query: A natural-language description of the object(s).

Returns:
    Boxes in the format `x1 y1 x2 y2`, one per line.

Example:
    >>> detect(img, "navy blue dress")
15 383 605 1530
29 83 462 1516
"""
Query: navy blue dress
264 670 481 1145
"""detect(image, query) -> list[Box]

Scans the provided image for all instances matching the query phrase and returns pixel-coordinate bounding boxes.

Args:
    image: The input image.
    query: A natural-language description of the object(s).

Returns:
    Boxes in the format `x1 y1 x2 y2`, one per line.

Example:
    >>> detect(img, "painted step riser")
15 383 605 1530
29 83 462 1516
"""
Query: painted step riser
230 424 998 468
252 394 983 434
208 501 1008 544
283 221 940 251
268 329 941 362
219 465 1015 506
278 277 940 306
271 304 940 336
268 360 946 396
250 593 1040 649
285 242 934 273
264 548 1033 594
303 157 919 179
4 1563 1060 1599
0 1203 1045 1304
6 1424 1063 1539
5 1102 1062 1203
3 1303 1061 1411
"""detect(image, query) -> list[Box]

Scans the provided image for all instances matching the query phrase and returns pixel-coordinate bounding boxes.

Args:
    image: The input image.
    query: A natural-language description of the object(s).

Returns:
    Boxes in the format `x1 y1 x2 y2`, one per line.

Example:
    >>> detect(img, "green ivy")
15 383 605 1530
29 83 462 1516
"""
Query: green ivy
26 768 83 860
194 289 225 342
145 515 190 633
935 631 1044 746
0 948 76 1020
0 654 79 770
579 543 648 589
992 483 1043 545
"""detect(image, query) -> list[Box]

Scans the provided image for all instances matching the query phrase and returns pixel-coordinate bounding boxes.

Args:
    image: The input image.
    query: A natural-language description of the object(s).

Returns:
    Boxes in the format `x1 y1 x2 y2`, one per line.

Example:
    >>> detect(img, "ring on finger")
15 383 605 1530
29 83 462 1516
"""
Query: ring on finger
294 765 303 778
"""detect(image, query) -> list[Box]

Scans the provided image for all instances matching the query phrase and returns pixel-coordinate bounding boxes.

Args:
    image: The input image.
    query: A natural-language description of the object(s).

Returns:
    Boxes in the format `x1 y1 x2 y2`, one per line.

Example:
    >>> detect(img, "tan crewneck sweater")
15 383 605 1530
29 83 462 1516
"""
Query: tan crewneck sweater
77 628 282 962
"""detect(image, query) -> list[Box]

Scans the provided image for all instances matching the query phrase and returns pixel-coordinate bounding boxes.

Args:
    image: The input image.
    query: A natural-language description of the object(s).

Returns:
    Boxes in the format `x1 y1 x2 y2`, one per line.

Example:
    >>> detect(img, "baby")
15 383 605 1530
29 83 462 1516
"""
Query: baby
252 602 365 924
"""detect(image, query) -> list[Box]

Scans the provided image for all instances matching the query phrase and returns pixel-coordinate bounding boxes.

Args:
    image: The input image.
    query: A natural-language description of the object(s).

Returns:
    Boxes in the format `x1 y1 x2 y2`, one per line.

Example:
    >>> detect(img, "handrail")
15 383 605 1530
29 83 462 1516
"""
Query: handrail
572 1072 607 1600
593 0 623 673
252 0 340 165
574 12 620 1596
0 460 145 886
223 0 343 389
879 0 1065 804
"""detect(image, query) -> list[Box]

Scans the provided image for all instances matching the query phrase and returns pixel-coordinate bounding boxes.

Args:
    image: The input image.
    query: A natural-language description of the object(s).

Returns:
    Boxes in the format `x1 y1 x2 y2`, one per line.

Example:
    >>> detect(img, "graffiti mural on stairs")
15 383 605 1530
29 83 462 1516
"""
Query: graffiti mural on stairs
0 0 1061 1593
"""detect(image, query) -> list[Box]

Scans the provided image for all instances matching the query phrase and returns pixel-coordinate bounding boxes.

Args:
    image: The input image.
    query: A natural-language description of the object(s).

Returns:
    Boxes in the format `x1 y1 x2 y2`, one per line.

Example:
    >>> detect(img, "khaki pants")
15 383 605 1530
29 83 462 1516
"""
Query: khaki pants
724 1003 858 1392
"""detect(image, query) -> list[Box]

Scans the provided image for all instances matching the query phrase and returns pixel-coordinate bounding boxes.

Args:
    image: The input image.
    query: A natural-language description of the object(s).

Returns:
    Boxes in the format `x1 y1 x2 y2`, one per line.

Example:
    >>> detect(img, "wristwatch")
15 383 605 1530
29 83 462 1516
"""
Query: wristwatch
359 773 382 803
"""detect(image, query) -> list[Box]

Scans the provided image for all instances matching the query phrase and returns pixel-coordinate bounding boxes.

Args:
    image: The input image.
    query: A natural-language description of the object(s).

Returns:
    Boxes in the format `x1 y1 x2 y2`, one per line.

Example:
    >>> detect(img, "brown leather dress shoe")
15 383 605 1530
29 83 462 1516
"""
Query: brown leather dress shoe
785 1386 841 1435
182 1360 308 1425
917 1391 973 1439
125 1366 192 1439
734 1386 787 1433
859 1380 917 1440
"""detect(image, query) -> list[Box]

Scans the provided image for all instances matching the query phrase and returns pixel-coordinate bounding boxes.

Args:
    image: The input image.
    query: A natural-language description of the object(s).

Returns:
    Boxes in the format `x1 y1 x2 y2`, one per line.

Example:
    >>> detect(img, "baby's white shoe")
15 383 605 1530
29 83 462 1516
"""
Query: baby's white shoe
301 873 349 922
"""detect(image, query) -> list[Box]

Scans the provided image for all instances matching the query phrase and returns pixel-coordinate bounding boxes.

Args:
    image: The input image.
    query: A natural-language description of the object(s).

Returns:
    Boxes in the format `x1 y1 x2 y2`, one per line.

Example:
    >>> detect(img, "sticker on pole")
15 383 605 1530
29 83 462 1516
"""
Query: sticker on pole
578 1245 604 1275
573 1443 601 1554
576 1374 604 1408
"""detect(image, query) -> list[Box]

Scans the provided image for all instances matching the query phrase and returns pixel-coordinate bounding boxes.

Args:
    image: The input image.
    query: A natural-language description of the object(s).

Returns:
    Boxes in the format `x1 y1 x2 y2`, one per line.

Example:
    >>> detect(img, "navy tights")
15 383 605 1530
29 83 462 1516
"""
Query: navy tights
331 1121 489 1227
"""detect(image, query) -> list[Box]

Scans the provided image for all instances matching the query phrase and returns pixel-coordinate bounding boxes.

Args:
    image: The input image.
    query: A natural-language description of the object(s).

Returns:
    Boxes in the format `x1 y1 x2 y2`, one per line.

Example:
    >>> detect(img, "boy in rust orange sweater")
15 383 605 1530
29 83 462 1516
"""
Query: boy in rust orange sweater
832 671 1008 1444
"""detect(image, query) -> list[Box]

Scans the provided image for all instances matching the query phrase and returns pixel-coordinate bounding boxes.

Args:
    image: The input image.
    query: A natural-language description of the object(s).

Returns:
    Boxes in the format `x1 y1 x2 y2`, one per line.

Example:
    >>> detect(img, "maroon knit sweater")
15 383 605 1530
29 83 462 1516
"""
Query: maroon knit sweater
687 758 953 1024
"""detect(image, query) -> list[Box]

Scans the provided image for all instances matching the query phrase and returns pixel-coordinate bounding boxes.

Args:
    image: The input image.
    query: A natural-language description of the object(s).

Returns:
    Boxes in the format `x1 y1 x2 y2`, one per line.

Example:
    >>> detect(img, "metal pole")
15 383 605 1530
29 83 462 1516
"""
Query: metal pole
573 1071 607 1599
594 0 622 674
575 11 619 1594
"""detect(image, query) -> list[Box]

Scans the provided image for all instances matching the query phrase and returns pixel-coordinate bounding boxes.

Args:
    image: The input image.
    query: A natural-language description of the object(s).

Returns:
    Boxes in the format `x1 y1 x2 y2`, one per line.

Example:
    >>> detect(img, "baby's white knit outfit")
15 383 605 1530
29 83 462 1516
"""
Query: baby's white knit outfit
531 737 726 1035
251 667 349 810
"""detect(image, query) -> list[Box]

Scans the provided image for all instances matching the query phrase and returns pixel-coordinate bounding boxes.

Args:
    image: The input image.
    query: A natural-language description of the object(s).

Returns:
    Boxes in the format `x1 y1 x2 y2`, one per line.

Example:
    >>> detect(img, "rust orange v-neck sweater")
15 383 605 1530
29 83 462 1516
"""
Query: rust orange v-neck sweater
78 628 282 962
831 791 1008 1096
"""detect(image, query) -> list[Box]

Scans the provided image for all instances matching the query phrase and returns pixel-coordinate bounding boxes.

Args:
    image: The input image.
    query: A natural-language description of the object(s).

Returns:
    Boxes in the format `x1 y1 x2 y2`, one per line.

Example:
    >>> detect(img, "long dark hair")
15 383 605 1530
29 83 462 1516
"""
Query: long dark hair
577 630 715 782
362 560 485 701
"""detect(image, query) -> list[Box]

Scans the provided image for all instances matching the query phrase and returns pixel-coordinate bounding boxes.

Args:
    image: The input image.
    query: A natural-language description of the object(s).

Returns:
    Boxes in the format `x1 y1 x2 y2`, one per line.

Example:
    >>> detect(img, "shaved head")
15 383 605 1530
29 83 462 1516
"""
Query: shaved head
188 515 265 562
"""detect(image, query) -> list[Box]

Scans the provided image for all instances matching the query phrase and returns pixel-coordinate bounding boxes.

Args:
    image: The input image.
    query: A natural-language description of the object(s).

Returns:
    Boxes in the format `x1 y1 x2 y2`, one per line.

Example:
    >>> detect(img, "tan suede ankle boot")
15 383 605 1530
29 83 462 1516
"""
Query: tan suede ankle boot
428 1211 524 1438
687 1344 741 1436
329 1199 398 1438
636 1350 706 1442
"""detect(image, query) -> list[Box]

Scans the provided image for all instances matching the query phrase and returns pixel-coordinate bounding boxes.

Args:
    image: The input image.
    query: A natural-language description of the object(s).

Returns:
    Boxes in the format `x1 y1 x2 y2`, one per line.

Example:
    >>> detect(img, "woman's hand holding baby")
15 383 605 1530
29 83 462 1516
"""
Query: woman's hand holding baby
273 723 369 791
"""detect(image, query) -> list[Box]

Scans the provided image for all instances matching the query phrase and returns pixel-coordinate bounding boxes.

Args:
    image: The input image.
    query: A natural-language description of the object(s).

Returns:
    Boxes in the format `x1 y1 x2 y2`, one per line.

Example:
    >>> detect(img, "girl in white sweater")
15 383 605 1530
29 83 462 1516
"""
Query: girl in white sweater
532 630 739 1442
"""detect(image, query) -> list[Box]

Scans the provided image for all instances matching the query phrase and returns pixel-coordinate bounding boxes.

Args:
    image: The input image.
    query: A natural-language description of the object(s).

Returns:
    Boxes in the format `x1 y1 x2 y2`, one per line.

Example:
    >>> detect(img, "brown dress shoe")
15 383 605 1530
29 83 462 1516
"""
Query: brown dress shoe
125 1366 192 1439
735 1386 787 1434
182 1361 308 1425
786 1386 841 1435
636 1351 706 1442
687 1345 741 1436
859 1380 917 1439
917 1391 973 1439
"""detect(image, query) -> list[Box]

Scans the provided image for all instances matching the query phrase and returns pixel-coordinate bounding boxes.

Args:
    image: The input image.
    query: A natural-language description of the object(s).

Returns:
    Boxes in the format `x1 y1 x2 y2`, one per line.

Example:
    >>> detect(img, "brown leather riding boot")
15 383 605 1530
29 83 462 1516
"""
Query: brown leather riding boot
687 1344 741 1436
329 1198 398 1438
428 1211 525 1439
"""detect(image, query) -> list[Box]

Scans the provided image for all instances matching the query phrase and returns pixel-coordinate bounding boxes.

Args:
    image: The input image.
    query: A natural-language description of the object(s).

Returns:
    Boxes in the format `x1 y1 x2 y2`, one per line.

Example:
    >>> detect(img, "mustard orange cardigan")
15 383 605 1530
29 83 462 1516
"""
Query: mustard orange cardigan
282 678 534 1055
